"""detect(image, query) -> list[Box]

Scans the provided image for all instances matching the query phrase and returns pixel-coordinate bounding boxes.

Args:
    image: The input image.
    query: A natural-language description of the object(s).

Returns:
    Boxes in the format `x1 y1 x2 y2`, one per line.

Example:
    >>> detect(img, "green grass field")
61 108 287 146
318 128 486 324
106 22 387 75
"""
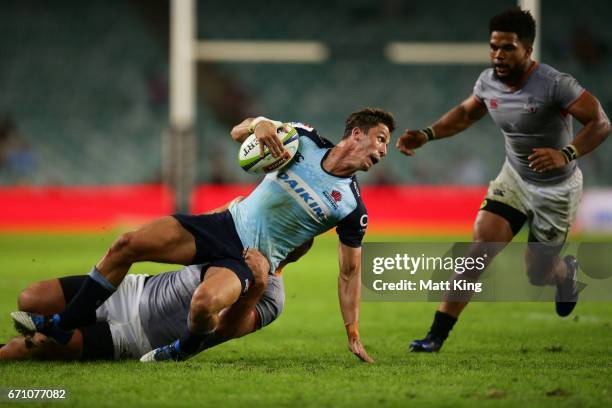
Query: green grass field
0 232 610 407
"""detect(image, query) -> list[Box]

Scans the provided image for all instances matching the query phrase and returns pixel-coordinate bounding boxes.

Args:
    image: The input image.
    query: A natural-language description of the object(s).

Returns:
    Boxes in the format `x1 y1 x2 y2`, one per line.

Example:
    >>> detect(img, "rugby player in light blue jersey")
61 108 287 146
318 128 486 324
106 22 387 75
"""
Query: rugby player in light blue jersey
397 8 610 352
12 108 395 363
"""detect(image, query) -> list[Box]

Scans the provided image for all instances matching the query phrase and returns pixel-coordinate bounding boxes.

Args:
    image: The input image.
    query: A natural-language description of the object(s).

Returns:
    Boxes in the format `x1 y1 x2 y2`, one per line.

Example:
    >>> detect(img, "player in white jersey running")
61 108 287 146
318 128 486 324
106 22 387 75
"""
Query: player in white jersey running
12 108 395 363
396 7 610 352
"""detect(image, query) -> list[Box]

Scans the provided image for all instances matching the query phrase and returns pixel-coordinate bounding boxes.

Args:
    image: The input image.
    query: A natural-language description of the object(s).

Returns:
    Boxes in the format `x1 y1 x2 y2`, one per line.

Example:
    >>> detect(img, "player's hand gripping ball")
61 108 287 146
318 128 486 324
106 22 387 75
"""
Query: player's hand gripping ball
239 125 300 174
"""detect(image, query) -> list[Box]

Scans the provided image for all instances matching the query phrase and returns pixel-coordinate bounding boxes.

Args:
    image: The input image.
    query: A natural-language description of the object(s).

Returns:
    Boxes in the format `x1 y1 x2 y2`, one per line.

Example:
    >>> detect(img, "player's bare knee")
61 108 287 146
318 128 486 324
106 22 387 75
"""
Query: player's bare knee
190 291 222 318
108 231 155 264
103 231 137 263
17 288 37 312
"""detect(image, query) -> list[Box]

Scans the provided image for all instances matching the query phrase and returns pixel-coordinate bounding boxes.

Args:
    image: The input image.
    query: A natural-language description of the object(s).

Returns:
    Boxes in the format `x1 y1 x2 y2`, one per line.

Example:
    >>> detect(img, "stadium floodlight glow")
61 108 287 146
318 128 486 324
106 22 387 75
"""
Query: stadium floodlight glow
194 40 330 63
384 42 490 65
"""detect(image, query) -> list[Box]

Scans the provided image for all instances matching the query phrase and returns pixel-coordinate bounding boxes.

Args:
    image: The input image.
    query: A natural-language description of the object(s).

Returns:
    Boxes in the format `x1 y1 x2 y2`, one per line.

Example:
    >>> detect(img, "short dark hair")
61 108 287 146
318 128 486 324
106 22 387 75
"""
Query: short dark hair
343 108 395 139
489 7 536 46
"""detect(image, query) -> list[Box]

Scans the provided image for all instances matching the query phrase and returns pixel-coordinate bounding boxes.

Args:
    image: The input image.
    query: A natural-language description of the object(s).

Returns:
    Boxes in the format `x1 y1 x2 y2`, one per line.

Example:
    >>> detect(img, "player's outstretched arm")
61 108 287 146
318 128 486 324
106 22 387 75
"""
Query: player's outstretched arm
396 95 487 156
337 242 373 363
528 92 611 173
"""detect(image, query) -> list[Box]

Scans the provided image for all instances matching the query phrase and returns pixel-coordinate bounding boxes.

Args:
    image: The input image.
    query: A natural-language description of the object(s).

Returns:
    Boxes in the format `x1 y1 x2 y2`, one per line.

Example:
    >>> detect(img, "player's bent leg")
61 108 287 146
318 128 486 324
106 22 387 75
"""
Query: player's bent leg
141 266 243 363
142 247 264 363
188 283 265 355
524 242 564 286
525 241 579 317
215 278 267 339
17 279 65 315
16 275 89 315
189 266 243 333
214 248 271 338
12 217 196 345
439 210 515 317
162 253 278 359
96 216 196 286
411 209 517 353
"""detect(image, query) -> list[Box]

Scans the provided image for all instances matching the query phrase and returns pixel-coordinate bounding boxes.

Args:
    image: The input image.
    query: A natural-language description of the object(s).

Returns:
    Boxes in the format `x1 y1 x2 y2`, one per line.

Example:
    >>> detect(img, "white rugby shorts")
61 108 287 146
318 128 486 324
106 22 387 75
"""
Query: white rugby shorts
484 160 583 244
96 274 152 360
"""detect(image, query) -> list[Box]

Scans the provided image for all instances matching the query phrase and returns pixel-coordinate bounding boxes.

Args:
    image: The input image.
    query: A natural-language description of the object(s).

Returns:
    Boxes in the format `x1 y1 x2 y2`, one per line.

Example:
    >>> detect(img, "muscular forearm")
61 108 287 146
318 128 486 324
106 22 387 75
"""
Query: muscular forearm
431 104 480 140
571 114 611 157
230 118 256 143
338 269 360 326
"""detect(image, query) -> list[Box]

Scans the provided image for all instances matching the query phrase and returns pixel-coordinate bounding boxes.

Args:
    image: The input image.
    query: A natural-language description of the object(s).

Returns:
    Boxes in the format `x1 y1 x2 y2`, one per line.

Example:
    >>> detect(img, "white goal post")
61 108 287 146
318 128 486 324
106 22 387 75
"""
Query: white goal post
166 0 540 212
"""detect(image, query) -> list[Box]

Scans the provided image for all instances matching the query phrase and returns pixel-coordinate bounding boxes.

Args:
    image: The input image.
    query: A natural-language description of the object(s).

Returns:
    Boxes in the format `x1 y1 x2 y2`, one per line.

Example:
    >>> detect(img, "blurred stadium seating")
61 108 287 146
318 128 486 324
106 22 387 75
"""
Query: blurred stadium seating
0 0 610 186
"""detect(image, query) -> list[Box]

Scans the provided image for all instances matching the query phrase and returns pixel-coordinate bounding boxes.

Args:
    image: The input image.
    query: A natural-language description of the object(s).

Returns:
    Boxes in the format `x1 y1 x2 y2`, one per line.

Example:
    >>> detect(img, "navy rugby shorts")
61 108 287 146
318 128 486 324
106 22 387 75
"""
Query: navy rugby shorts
172 210 253 294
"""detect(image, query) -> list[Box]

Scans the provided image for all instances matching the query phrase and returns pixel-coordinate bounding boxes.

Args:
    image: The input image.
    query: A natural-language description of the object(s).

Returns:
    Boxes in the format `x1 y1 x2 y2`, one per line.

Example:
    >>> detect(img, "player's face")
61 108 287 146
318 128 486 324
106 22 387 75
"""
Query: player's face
489 31 532 84
358 123 390 171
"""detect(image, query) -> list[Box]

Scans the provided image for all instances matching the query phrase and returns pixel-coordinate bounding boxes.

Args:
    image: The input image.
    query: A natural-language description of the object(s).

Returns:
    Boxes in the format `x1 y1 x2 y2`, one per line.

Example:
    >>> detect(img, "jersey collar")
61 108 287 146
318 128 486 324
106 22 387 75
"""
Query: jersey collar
505 61 539 92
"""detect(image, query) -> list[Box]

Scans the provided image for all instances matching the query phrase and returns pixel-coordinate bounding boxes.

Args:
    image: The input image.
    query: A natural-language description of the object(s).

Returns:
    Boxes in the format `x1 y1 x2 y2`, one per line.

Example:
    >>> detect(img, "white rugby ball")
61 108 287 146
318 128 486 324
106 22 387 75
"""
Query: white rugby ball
238 125 300 174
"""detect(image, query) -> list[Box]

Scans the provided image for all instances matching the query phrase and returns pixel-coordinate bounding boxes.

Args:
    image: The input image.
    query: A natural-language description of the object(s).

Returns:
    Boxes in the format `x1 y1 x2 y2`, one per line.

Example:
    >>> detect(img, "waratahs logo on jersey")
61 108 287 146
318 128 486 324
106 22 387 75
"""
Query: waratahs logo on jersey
323 189 342 210
276 170 329 222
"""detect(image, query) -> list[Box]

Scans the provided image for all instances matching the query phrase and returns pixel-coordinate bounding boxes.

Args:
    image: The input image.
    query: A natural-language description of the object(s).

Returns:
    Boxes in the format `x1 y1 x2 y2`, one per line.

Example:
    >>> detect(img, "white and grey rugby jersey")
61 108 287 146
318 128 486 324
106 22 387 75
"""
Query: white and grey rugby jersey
139 265 201 348
473 63 585 184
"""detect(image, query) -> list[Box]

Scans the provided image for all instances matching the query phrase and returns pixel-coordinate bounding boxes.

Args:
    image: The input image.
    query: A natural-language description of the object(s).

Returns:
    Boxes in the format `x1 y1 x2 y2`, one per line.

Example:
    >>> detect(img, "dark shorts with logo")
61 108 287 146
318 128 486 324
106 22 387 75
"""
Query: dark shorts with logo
172 210 253 293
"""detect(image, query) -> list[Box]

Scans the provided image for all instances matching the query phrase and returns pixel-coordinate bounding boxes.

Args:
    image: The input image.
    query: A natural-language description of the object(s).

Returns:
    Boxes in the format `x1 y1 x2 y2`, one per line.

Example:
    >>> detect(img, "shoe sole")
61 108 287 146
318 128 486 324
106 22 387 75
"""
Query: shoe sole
140 350 158 363
10 312 37 336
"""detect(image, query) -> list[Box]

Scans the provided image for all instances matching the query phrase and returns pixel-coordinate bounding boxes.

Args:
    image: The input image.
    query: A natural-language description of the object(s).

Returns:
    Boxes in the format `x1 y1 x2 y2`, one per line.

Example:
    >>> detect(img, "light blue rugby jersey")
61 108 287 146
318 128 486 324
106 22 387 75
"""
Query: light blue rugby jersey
229 122 368 272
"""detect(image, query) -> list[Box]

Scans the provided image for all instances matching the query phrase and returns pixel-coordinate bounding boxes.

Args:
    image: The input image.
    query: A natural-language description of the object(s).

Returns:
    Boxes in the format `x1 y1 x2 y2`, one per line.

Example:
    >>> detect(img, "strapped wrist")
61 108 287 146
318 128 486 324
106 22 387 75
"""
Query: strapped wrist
248 116 284 134
560 144 579 164
345 322 359 339
419 127 436 142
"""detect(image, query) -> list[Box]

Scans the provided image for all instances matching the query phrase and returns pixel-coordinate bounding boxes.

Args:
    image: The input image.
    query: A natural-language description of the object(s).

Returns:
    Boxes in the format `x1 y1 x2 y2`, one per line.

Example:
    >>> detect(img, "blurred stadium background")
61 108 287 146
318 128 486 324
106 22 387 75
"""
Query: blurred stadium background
0 0 611 234
1 2 611 406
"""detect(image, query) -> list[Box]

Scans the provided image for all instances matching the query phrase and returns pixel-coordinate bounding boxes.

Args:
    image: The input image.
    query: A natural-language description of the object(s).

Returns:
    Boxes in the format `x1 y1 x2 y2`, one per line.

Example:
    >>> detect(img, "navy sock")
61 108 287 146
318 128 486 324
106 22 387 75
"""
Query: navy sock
58 267 116 331
429 311 458 340
179 330 207 355
197 332 229 352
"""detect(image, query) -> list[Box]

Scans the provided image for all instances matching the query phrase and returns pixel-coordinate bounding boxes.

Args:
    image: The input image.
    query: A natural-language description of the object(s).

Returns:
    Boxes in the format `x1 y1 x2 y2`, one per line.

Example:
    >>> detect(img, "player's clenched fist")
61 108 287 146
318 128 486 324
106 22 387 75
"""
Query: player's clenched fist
396 129 428 156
